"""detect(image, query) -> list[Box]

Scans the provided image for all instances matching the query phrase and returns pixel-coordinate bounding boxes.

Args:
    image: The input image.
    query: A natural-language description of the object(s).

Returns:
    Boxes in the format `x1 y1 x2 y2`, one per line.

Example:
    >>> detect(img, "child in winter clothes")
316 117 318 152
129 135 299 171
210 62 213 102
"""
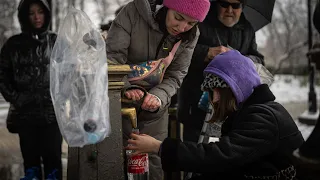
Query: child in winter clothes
126 50 304 180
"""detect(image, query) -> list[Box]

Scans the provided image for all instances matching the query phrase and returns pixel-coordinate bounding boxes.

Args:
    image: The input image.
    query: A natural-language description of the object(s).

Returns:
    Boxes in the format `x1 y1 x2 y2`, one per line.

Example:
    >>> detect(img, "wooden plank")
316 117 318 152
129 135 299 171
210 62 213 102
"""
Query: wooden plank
97 90 125 180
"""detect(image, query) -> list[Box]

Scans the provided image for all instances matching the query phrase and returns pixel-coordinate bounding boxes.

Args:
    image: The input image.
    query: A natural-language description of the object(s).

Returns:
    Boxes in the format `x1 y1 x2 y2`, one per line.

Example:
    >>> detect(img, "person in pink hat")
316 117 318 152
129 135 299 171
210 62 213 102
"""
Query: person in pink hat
106 0 210 179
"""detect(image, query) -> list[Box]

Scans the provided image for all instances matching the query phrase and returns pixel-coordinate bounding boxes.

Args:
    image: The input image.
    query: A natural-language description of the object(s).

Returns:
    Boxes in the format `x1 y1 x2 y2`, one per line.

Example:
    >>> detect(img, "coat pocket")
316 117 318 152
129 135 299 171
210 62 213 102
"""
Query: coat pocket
6 105 20 133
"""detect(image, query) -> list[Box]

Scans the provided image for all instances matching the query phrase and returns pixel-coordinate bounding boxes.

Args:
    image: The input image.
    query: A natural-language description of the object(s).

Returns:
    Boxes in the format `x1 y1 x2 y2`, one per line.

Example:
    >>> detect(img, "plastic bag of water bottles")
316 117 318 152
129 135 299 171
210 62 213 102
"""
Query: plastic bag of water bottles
50 8 110 147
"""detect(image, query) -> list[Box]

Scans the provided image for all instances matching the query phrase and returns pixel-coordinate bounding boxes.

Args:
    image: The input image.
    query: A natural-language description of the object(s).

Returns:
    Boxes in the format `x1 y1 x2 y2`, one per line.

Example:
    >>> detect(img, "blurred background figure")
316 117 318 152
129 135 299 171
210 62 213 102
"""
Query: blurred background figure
0 0 62 179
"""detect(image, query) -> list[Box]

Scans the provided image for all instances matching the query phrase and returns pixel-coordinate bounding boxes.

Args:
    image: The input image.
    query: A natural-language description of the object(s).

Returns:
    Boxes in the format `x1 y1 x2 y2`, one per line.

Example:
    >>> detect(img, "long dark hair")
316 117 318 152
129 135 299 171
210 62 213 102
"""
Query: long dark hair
210 88 237 123
155 6 198 43
18 0 51 33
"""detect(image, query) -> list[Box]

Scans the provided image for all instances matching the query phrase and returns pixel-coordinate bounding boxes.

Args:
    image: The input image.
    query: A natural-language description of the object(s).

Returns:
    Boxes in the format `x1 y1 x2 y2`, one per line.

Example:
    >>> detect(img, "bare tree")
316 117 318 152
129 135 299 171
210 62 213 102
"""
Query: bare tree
68 0 76 8
80 0 85 10
94 0 112 23
259 0 311 74
52 0 71 32
50 0 132 32
0 0 18 48
93 0 129 24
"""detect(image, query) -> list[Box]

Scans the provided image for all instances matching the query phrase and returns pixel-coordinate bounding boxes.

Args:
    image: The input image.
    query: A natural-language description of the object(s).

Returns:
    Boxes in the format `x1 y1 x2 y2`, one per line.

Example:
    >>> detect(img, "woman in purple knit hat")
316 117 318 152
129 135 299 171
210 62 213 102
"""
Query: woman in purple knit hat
126 50 304 180
106 0 210 179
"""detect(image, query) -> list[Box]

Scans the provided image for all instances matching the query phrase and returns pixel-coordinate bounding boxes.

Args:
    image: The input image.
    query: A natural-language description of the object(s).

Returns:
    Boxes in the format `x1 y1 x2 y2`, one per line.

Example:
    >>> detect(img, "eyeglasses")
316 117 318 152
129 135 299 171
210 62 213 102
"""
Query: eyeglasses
218 1 242 9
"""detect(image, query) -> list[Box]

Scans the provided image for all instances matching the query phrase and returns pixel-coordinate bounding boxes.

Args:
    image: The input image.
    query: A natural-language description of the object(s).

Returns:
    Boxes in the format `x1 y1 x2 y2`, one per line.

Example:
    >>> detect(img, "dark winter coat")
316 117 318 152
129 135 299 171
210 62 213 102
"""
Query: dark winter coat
161 84 304 180
179 2 264 124
0 0 57 131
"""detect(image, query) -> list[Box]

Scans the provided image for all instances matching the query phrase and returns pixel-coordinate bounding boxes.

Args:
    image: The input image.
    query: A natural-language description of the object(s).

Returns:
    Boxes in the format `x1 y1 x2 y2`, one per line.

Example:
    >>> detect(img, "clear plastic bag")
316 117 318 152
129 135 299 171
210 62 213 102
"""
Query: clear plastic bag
50 8 110 147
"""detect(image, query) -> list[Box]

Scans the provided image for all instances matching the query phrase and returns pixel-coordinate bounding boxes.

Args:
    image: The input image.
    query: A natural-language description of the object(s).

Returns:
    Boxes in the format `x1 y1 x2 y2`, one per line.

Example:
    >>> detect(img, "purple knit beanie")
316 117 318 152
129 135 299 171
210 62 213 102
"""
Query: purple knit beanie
163 0 210 22
203 50 261 105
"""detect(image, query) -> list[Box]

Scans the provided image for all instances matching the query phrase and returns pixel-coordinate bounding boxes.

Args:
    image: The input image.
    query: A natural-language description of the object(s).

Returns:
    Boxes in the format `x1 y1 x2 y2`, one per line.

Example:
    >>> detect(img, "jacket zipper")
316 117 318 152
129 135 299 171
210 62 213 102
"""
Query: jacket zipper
155 34 168 59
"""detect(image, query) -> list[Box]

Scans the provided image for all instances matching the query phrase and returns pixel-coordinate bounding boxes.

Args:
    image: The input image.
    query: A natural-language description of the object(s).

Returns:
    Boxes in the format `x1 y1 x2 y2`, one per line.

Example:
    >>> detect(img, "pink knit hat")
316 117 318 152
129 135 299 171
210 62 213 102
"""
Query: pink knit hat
163 0 210 22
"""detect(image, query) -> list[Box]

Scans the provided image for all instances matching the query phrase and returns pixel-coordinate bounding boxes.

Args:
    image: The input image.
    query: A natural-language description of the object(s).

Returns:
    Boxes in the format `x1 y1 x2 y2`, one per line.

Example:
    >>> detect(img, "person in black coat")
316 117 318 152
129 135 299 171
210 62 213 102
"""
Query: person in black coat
0 0 62 179
178 0 265 142
126 50 304 180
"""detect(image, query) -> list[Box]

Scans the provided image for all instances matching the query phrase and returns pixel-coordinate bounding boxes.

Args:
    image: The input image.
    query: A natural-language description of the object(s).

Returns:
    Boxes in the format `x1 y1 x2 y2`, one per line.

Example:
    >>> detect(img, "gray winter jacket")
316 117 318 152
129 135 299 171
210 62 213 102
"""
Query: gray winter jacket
106 0 199 109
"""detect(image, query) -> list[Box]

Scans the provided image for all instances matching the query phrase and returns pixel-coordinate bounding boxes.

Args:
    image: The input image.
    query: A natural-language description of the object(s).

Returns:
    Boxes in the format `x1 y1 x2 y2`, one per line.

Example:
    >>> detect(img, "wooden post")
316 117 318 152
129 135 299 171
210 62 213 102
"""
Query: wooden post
67 64 131 180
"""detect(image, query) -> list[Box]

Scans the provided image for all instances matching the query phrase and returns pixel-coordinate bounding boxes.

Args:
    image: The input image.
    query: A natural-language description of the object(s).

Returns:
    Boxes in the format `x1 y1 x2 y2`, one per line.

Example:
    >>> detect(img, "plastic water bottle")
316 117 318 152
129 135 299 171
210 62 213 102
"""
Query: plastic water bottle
198 91 210 112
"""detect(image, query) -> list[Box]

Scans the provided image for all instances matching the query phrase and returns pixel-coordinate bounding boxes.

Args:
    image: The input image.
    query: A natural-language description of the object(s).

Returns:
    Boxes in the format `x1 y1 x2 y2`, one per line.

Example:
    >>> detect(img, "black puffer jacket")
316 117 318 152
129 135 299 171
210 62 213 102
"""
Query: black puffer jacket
161 85 304 180
0 0 57 127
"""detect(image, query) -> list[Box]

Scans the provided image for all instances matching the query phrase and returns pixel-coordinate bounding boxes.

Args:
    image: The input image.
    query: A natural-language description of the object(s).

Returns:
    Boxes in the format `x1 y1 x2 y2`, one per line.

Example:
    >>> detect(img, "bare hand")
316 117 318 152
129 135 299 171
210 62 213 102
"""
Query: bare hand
126 133 162 155
124 89 144 101
206 46 231 61
141 93 161 112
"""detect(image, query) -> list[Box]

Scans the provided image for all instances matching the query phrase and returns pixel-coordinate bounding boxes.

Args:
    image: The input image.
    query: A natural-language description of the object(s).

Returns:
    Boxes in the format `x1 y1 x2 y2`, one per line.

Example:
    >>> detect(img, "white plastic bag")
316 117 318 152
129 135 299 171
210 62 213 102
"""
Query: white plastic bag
50 8 110 147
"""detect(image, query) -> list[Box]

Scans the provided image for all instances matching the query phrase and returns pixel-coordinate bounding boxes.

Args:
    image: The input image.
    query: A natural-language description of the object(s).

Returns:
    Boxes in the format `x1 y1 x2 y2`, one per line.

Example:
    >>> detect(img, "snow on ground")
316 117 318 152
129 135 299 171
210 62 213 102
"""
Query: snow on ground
270 74 320 103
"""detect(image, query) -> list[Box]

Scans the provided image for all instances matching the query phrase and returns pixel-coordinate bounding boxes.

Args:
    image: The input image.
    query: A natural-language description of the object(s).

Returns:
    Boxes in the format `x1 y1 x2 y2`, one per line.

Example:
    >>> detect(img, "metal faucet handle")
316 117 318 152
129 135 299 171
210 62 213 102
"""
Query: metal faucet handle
121 107 138 129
